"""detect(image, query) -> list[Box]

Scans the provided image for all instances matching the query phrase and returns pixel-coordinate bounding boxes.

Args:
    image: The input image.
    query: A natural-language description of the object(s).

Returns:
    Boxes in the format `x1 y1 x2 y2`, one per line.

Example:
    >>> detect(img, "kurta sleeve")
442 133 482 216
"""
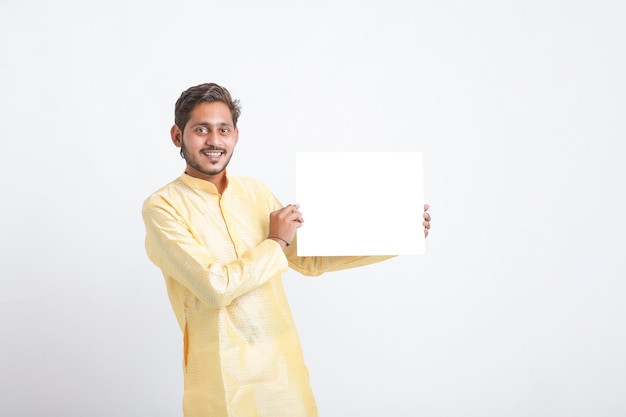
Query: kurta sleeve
284 239 395 276
262 191 395 276
142 197 288 309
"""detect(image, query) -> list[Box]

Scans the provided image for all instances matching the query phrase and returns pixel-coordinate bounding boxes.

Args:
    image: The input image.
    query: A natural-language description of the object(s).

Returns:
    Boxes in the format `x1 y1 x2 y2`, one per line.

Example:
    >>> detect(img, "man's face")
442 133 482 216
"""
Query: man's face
172 101 239 183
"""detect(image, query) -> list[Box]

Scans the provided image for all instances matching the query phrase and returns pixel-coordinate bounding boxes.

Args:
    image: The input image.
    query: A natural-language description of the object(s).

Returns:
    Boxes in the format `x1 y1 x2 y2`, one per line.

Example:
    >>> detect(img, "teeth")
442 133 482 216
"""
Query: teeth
203 152 221 157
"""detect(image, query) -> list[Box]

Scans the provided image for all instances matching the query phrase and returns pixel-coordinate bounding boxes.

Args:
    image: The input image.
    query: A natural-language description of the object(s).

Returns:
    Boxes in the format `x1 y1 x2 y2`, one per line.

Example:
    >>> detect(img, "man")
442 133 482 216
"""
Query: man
142 83 431 417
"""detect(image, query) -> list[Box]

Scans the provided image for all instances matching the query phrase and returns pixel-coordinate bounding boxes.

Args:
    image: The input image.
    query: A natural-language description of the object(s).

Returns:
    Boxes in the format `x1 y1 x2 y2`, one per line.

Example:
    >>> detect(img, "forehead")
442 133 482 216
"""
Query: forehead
189 101 234 125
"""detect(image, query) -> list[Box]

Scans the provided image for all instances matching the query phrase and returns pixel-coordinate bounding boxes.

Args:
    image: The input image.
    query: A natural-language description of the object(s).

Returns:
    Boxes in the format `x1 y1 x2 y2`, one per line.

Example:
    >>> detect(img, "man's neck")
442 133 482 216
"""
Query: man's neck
185 167 228 194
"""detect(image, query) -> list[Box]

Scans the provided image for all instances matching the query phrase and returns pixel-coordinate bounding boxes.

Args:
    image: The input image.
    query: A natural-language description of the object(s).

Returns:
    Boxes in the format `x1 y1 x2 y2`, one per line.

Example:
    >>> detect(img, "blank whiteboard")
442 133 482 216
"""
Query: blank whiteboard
295 152 424 256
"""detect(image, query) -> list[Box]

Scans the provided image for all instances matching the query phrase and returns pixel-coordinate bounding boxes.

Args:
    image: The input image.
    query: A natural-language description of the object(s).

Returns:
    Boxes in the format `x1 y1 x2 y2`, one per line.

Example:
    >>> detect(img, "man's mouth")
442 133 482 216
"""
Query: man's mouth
202 149 225 158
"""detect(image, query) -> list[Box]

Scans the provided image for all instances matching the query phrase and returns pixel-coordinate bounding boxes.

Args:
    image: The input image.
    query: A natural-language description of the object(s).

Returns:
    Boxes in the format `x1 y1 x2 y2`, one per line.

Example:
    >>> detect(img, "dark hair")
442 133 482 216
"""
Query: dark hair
174 83 241 131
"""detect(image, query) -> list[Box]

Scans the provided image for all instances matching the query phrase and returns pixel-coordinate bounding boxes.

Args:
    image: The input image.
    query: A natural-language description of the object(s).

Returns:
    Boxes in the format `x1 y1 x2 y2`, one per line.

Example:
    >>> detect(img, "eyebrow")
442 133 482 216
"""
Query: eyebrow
191 121 233 128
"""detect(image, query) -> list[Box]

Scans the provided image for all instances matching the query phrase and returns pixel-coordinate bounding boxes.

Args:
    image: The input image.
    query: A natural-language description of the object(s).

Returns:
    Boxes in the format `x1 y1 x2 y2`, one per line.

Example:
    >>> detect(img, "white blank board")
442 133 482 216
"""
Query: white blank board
295 152 424 256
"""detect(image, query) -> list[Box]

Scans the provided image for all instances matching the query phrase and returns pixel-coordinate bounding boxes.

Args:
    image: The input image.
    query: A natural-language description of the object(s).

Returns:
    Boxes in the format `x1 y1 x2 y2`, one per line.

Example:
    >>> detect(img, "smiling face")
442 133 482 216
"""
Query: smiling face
171 101 239 192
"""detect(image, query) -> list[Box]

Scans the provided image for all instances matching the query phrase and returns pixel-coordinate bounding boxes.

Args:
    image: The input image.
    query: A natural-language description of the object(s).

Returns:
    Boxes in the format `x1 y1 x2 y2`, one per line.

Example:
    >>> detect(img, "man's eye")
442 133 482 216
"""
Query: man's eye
220 128 230 134
197 127 208 134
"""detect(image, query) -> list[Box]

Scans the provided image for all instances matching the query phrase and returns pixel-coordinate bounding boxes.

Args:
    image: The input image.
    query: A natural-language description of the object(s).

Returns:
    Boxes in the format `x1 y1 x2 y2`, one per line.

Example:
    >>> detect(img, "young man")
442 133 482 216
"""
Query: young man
142 83 431 417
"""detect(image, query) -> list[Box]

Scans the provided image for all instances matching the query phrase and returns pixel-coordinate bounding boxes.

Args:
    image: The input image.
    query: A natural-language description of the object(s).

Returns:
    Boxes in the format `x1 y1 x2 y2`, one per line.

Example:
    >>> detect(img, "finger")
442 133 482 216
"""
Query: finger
291 211 304 223
423 212 431 221
423 220 430 229
279 205 296 218
284 203 301 215
424 203 430 212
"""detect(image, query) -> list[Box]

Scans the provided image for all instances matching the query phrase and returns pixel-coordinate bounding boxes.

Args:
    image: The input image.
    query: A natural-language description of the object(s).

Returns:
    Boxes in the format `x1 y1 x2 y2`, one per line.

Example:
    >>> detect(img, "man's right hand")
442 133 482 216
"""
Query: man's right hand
267 204 304 248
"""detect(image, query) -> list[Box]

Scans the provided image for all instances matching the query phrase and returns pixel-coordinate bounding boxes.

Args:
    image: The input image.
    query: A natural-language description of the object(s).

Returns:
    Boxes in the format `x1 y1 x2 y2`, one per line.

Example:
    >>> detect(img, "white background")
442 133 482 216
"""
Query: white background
1 1 625 416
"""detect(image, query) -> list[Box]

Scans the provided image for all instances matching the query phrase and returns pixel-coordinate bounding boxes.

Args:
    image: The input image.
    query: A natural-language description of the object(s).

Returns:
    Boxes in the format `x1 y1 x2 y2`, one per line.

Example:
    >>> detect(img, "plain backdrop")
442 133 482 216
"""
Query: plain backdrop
1 1 625 416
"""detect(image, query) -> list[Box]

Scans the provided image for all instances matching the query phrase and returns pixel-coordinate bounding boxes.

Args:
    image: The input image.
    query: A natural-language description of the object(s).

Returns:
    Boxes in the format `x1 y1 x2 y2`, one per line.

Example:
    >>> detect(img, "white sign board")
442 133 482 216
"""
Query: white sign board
295 152 424 256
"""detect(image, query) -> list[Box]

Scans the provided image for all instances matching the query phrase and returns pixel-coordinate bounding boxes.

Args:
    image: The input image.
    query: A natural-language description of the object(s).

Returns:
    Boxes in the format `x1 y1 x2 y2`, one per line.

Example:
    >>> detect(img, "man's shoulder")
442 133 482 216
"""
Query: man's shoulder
147 176 184 195
142 177 186 208
229 175 271 192
227 176 279 207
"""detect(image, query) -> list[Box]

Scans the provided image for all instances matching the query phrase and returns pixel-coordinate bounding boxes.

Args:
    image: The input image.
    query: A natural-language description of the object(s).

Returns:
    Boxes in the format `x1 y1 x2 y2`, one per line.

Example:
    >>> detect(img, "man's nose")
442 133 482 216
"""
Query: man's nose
204 131 221 145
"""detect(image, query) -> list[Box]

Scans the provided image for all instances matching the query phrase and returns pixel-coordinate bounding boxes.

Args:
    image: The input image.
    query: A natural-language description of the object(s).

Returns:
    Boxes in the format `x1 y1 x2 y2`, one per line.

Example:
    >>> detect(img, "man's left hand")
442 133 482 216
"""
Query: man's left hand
423 204 431 238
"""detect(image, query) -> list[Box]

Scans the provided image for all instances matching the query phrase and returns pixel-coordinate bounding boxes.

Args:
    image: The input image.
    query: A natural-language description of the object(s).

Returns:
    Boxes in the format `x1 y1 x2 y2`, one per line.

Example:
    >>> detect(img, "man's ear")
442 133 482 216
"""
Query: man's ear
171 124 182 148
234 127 239 146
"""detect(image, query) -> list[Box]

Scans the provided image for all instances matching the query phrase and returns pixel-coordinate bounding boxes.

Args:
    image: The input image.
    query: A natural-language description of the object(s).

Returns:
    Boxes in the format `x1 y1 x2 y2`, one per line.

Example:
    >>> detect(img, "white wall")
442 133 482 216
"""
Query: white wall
1 1 625 416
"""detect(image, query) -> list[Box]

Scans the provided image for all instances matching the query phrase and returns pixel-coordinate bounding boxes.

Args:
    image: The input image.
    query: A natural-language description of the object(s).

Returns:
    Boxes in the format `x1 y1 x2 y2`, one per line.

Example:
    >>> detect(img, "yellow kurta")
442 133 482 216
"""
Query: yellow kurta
142 173 390 417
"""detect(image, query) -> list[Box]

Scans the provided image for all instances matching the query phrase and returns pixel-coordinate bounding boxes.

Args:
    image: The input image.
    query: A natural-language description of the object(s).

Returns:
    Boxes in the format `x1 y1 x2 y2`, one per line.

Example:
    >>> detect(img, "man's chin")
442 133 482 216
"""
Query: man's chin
185 162 227 179
203 167 226 177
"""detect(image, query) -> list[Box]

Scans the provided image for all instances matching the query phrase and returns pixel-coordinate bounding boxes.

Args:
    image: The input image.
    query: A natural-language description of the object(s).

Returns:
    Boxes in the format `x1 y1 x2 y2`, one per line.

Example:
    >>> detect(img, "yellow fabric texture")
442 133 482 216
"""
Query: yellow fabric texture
142 173 391 417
